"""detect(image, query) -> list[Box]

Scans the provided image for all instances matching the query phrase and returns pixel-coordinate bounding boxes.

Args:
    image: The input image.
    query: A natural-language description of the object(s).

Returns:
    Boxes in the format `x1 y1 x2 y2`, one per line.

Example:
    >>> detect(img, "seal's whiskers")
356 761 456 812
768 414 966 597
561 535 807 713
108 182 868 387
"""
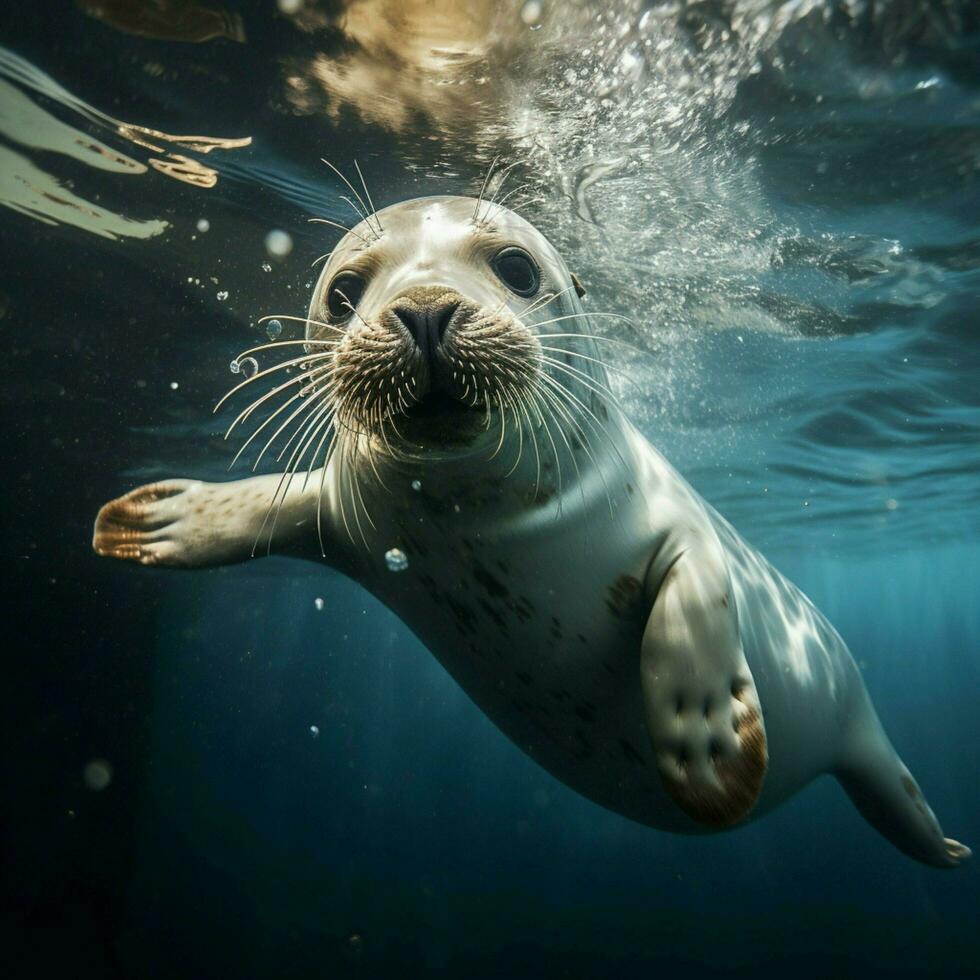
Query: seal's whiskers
371 402 400 481
530 312 634 331
471 154 499 226
221 353 332 435
534 377 614 516
353 160 383 235
255 313 347 340
231 388 315 471
221 365 337 485
536 366 629 475
338 294 369 328
520 386 563 514
336 437 367 549
517 285 572 319
536 330 653 361
537 353 627 418
302 404 340 494
340 194 374 231
271 388 336 468
531 379 588 511
251 397 335 555
476 161 521 228
511 387 542 497
314 437 338 557
309 217 373 249
483 181 531 227
503 389 526 479
486 391 508 462
263 401 339 553
214 343 335 414
320 157 383 239
539 345 642 393
211 333 346 556
349 439 377 535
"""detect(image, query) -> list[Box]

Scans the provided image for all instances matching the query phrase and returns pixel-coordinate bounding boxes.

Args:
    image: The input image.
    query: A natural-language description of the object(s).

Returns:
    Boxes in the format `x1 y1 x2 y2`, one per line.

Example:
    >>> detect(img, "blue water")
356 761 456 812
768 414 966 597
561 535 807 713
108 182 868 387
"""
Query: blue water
2 2 978 977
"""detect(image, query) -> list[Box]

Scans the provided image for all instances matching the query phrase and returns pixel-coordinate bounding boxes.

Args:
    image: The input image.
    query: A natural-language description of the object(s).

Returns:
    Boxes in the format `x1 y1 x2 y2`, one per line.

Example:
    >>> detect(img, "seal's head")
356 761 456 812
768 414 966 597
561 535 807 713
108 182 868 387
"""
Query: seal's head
306 195 593 461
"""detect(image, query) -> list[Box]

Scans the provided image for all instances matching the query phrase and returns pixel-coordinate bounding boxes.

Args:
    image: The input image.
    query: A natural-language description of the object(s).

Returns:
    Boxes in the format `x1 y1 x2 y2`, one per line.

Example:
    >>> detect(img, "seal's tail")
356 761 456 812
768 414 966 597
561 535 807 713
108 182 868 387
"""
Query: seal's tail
835 706 970 869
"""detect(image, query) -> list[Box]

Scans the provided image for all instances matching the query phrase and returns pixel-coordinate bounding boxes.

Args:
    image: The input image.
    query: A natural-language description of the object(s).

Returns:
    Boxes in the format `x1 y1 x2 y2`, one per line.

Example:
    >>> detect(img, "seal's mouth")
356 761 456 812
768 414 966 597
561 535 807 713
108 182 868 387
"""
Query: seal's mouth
398 389 487 449
403 390 468 419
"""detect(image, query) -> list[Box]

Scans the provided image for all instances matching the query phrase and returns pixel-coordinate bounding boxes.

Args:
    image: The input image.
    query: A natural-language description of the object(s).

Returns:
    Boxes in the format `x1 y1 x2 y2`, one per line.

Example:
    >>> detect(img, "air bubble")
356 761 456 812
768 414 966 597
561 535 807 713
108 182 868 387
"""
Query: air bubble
237 357 258 378
384 548 409 572
83 758 113 791
229 359 240 375
266 318 283 340
265 229 293 257
196 218 210 233
411 479 422 491
521 0 543 28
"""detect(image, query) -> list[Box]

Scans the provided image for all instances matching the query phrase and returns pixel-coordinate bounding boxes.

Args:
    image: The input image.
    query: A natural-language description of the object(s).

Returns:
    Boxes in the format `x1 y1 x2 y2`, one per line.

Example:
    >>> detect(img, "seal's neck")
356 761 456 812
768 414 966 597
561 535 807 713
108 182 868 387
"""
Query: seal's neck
338 396 635 520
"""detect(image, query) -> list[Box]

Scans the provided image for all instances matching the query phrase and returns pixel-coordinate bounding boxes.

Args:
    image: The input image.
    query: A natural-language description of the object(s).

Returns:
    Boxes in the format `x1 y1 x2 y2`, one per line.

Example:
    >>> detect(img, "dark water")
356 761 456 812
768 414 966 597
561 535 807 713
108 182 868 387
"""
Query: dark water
3 2 979 977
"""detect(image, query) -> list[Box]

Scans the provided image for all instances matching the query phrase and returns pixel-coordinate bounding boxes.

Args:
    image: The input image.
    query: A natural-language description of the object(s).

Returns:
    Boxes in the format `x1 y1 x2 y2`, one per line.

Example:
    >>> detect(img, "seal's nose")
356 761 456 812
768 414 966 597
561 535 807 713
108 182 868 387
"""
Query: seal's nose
390 289 460 359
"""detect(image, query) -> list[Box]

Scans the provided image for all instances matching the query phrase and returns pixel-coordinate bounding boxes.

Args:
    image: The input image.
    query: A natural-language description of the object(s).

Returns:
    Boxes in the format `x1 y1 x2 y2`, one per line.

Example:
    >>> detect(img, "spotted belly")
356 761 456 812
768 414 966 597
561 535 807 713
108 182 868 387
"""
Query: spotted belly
371 548 701 832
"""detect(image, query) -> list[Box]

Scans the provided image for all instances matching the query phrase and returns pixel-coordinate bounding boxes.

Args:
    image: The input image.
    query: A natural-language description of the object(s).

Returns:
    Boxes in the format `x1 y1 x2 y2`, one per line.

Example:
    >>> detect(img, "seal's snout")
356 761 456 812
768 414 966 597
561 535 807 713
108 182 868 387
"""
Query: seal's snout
392 299 458 358
329 273 542 455
388 286 462 360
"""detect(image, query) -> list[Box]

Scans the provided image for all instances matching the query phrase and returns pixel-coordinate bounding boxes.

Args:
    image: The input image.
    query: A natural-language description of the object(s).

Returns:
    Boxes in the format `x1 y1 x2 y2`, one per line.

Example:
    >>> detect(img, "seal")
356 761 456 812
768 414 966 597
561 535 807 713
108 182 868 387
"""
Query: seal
93 194 969 867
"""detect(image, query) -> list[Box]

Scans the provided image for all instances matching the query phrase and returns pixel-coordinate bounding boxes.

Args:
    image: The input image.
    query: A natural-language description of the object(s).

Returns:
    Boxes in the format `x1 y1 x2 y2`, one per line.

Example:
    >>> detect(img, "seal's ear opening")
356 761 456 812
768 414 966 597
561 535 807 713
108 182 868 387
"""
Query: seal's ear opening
571 272 587 298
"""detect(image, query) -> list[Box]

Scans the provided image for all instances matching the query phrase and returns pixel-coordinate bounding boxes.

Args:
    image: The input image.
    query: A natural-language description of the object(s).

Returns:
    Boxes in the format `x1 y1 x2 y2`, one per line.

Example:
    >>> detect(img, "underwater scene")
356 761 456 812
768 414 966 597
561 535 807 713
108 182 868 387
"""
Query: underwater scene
3 1 979 977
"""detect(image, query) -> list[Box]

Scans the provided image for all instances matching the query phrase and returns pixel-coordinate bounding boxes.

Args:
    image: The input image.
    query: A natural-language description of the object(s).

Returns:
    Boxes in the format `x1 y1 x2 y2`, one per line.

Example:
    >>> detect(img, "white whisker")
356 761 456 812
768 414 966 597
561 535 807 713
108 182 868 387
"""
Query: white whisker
308 217 373 248
320 157 382 239
509 388 540 495
354 159 383 234
472 154 499 224
536 331 653 360
487 391 508 461
538 345 643 392
214 349 334 413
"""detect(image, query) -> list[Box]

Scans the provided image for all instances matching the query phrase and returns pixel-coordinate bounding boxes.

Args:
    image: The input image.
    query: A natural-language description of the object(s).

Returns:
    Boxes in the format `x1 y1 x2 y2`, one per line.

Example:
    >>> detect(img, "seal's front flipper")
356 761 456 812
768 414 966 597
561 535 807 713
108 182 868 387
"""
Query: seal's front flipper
93 475 319 568
640 548 767 827
836 713 971 868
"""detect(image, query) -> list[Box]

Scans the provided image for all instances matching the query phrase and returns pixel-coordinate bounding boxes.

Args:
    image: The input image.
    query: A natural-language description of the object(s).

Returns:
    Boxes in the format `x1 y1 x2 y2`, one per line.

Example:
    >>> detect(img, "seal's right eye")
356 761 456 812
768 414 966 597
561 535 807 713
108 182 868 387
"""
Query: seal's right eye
326 272 366 320
492 246 540 297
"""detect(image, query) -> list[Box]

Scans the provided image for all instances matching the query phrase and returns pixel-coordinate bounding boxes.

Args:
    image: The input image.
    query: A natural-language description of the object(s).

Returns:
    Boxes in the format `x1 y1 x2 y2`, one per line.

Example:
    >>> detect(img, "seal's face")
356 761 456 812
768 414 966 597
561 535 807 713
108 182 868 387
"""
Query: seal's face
308 195 586 459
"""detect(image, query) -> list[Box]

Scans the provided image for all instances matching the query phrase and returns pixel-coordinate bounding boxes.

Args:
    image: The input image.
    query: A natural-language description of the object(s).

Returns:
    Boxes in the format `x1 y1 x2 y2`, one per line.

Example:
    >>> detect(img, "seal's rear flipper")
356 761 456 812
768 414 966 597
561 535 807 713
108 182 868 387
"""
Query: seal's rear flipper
836 720 971 869
93 475 324 568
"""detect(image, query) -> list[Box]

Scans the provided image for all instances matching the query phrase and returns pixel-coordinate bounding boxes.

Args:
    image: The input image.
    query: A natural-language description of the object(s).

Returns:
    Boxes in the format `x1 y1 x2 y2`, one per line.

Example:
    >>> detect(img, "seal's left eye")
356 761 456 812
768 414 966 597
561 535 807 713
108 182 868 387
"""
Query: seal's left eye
327 272 366 320
492 247 540 297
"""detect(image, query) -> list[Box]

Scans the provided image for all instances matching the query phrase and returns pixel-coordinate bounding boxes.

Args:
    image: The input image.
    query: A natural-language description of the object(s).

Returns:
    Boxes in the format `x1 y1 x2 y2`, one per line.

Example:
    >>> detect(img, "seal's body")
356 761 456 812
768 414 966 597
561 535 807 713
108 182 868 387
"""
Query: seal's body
94 195 968 866
355 427 836 833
